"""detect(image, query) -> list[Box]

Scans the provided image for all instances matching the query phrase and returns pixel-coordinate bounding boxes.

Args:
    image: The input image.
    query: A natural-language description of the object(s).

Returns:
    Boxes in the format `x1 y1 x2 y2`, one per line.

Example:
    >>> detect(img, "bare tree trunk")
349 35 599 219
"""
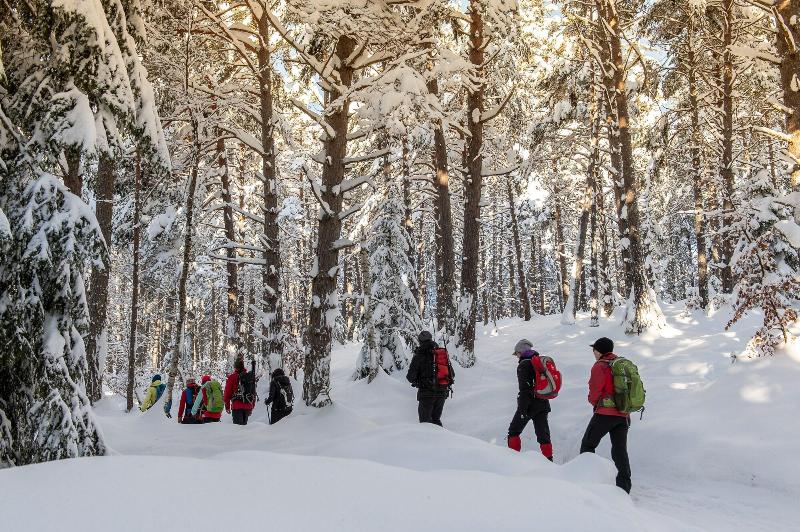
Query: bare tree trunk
455 2 485 366
507 179 531 321
688 22 709 309
536 227 546 315
87 153 115 403
126 152 142 412
163 141 199 417
599 0 664 333
64 147 82 196
597 175 613 316
216 136 240 363
775 0 800 191
401 137 420 308
304 36 355 407
718 0 736 293
257 14 283 366
554 189 569 311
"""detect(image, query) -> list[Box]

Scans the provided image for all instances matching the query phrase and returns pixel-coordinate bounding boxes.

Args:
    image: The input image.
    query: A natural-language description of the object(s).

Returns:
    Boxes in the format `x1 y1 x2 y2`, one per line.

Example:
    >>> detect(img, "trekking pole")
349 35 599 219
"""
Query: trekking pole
267 407 271 425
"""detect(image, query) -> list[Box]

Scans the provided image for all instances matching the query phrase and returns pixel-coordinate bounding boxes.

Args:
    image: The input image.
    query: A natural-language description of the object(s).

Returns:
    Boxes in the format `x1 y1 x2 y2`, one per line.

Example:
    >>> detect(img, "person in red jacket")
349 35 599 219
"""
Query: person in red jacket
177 378 202 424
580 337 632 493
224 358 256 425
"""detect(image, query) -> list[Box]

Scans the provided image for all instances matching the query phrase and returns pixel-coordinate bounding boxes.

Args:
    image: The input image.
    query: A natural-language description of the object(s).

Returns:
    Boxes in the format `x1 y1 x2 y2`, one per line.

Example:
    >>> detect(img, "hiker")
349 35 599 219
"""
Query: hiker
506 339 554 461
191 375 224 423
177 378 202 424
139 374 165 412
580 337 632 493
406 330 454 427
264 368 293 425
224 358 257 425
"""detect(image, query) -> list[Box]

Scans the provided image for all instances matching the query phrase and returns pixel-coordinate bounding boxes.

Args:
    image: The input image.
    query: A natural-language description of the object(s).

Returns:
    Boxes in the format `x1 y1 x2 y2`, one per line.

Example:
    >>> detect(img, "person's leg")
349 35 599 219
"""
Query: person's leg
418 396 435 423
431 395 446 427
232 409 244 425
531 411 553 461
580 414 611 453
203 417 220 423
609 418 632 493
506 409 530 451
242 410 250 425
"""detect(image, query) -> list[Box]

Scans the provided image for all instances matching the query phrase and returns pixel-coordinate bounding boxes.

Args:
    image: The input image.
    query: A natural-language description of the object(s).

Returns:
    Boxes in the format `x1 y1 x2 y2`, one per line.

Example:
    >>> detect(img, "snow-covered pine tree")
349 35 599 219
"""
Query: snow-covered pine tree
356 184 423 382
727 169 800 356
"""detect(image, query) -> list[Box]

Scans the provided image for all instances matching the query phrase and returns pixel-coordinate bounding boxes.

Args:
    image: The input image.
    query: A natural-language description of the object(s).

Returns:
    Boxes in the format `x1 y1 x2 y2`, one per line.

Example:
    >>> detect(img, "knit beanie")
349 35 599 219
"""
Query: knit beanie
590 337 614 355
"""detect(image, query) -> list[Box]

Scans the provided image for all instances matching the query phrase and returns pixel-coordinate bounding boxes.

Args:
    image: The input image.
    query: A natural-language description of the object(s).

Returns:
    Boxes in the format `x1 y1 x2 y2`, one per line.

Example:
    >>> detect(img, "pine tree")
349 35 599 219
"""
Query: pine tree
356 185 423 381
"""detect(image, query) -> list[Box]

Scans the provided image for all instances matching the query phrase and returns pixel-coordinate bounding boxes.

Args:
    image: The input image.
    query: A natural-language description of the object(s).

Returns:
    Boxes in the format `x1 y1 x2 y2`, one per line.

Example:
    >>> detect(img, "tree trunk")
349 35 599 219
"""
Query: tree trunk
506 179 531 321
87 153 115 404
554 189 569 311
64 147 82 196
126 152 142 412
401 137 420 308
427 78 457 334
217 136 240 363
304 35 355 407
775 0 800 191
536 227 546 315
718 0 736 293
455 2 485 366
163 142 199 417
688 24 709 309
599 0 663 333
597 174 613 316
257 14 283 366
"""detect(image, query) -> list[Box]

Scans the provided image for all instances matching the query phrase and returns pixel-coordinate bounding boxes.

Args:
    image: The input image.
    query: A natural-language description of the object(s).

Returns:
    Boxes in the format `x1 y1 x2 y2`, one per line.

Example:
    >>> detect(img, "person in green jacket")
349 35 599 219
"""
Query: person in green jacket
140 374 166 412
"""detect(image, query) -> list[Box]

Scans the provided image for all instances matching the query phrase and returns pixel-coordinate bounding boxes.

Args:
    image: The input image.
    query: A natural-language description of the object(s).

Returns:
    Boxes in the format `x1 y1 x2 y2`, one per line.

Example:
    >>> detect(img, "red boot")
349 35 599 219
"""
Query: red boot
507 435 521 452
540 443 553 461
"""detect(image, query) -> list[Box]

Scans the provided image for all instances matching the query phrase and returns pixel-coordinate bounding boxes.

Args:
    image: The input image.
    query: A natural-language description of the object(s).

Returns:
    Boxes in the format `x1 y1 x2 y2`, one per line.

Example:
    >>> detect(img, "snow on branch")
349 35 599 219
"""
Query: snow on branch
343 147 391 165
291 98 336 139
335 174 374 195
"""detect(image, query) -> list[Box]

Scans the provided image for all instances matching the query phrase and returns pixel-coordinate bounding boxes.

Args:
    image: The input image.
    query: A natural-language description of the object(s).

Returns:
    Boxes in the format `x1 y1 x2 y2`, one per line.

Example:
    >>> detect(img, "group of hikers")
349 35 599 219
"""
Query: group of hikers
140 358 294 426
407 332 644 494
139 331 643 495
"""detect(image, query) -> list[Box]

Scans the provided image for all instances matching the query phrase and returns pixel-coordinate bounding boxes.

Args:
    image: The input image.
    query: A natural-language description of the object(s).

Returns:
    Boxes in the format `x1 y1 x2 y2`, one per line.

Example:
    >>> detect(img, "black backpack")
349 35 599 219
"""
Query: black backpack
234 370 257 404
274 378 294 411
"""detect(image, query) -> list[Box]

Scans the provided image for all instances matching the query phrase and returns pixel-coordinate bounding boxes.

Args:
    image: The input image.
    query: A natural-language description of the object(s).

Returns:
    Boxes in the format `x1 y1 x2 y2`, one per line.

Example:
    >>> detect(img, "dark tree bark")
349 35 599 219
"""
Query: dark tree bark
506 179 531 320
126 152 142 412
304 36 355 407
553 188 569 311
217 136 240 361
64 147 82 196
87 153 115 404
718 0 736 293
775 0 800 190
455 2 485 366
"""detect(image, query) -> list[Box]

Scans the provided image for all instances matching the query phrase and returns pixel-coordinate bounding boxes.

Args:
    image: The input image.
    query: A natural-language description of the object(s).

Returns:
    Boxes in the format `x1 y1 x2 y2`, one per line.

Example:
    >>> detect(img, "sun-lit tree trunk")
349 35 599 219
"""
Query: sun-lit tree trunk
775 0 800 191
506 179 531 320
304 35 355 407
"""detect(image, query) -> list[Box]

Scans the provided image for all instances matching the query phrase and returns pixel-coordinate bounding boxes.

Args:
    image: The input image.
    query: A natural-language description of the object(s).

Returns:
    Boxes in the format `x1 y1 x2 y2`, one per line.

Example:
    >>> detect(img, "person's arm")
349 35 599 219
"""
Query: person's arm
406 354 421 386
517 362 534 410
178 391 186 421
587 363 605 406
224 373 236 412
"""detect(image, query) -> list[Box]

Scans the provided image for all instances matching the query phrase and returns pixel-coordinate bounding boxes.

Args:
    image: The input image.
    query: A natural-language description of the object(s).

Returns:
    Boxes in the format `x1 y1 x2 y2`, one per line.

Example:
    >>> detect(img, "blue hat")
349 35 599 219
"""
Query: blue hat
152 374 162 382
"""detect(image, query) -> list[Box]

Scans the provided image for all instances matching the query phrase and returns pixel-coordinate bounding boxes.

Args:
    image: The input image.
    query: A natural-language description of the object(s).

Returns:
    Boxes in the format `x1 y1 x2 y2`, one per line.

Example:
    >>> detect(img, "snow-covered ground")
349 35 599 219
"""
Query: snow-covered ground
3 303 799 531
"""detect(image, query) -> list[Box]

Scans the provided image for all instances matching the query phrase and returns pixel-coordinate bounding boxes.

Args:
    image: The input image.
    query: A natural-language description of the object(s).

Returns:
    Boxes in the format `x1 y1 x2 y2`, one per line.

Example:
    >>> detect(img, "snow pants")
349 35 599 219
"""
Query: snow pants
270 407 291 425
417 394 447 426
580 414 631 493
232 409 251 426
507 403 552 459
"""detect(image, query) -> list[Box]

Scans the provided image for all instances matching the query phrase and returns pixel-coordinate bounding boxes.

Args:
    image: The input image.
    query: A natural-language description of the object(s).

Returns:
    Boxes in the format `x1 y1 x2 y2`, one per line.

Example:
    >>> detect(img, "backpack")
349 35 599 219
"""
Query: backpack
531 354 562 399
274 378 294 411
205 380 225 414
155 382 166 402
433 348 454 387
234 370 257 404
602 357 646 415
185 386 194 409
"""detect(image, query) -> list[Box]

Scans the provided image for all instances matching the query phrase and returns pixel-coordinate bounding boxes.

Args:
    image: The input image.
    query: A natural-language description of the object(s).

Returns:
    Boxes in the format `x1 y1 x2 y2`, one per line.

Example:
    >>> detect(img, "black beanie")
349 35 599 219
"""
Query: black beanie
418 330 433 343
590 337 614 354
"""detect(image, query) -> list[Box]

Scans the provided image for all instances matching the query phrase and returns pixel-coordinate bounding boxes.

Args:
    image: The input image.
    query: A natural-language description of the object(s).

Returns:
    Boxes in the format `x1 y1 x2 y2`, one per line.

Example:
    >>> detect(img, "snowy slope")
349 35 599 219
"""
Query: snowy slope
2 304 799 531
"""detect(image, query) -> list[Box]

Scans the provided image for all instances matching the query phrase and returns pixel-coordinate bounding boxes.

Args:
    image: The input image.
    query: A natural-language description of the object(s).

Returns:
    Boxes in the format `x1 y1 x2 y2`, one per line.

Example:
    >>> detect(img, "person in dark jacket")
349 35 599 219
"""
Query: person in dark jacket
580 337 632 493
506 339 553 461
264 368 293 425
406 330 453 427
177 378 202 424
224 358 256 426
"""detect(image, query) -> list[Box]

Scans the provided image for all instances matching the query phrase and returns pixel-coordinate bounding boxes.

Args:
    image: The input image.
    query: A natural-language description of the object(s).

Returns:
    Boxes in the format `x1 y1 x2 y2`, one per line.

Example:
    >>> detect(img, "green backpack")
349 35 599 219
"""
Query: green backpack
601 357 646 415
205 380 225 414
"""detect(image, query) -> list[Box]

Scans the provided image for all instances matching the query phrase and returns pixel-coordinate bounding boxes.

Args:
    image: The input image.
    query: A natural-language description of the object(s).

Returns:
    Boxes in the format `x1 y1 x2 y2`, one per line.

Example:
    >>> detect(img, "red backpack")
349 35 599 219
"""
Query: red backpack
531 354 562 400
433 348 454 387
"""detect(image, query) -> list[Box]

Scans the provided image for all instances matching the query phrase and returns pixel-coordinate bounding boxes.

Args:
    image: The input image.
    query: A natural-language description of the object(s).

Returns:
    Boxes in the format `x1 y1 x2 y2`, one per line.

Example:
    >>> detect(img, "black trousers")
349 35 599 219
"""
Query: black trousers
580 414 631 493
203 417 220 423
418 395 446 426
507 408 551 445
232 409 250 426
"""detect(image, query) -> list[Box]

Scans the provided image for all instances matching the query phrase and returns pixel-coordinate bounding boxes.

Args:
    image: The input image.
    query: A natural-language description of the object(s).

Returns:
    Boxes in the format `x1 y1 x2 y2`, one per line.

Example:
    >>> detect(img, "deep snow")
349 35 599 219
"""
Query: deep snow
3 303 799 531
